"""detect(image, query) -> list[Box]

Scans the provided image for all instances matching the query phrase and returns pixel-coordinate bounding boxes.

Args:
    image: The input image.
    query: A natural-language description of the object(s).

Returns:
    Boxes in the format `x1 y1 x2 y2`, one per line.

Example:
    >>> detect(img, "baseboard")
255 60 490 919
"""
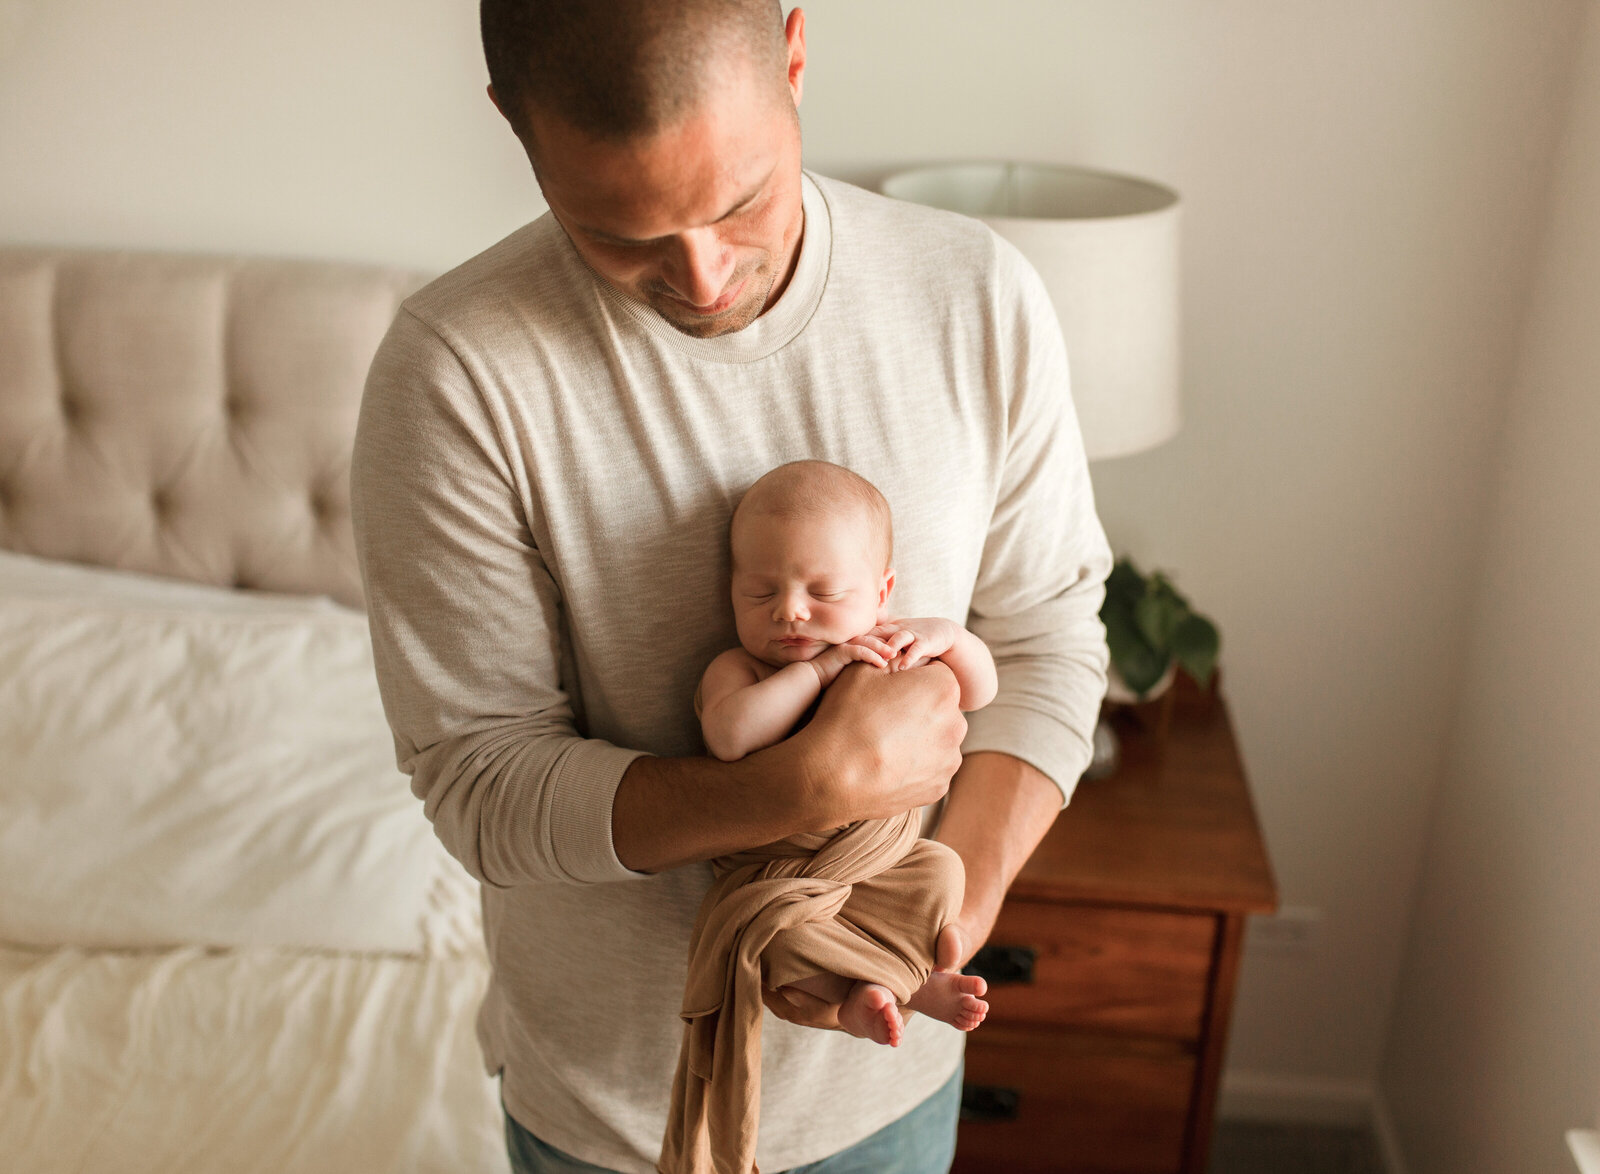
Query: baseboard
1218 1070 1374 1126
1369 1090 1411 1174
1217 1071 1411 1174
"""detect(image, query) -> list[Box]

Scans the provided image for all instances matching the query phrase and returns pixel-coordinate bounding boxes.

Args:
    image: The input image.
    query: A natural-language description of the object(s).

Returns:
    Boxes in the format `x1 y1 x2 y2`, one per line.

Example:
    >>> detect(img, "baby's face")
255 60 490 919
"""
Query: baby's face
730 509 890 668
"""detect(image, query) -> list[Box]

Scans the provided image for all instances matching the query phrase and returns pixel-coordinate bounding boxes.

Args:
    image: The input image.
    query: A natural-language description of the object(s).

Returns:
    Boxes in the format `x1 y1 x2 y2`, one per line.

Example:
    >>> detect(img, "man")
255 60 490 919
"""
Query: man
349 2 1112 1172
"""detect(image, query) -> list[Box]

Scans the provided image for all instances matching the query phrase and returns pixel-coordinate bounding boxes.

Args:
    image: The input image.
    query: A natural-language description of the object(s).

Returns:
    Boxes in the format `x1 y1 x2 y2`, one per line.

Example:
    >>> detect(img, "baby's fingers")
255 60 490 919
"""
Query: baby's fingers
848 645 889 667
867 623 910 645
849 634 897 659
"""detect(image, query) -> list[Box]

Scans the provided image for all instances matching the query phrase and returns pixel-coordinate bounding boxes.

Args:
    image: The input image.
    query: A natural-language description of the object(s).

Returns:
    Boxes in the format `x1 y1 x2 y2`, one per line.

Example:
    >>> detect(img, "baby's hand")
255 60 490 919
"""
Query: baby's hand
877 618 961 672
808 641 888 689
846 627 911 662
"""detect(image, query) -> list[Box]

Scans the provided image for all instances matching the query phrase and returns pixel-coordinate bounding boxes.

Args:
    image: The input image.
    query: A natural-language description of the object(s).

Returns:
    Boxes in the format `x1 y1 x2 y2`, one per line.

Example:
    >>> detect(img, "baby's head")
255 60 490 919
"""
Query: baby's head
729 460 895 668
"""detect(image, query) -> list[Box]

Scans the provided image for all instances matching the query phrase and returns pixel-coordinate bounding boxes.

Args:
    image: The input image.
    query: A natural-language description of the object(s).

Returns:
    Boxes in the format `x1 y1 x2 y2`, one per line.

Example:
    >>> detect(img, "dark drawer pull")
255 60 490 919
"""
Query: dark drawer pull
964 944 1036 985
960 1084 1021 1123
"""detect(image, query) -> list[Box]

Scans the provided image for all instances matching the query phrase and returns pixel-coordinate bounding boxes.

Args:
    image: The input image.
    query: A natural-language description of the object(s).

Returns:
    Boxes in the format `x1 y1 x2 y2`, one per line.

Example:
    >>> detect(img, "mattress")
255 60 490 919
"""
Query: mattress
0 940 509 1174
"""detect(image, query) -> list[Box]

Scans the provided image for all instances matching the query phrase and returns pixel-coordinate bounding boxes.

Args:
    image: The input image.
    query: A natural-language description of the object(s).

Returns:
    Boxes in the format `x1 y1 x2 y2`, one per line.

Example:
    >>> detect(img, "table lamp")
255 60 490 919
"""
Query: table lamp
879 161 1183 778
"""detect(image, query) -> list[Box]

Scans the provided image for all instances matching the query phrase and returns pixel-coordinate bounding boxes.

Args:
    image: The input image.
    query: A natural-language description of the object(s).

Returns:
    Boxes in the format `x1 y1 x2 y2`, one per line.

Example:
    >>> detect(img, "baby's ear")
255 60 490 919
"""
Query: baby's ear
878 568 896 614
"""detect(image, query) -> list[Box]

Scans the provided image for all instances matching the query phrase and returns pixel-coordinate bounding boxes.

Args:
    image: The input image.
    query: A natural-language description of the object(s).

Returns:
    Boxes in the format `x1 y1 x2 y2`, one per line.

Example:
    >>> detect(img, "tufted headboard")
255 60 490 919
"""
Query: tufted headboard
0 247 432 609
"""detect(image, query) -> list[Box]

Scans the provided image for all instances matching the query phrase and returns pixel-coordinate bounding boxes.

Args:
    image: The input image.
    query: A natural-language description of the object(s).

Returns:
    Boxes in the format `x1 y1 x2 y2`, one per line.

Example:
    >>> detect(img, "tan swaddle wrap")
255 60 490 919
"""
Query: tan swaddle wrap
657 809 965 1174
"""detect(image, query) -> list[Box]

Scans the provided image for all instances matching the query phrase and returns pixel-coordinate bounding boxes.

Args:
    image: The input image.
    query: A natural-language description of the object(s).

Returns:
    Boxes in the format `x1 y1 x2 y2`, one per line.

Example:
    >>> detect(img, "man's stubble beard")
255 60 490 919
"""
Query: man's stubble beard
648 257 777 339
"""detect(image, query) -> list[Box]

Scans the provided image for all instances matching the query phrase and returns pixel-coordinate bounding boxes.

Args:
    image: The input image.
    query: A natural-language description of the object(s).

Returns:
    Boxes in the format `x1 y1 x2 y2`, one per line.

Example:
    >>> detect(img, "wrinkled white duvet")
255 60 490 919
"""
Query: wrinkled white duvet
0 550 478 958
0 941 509 1174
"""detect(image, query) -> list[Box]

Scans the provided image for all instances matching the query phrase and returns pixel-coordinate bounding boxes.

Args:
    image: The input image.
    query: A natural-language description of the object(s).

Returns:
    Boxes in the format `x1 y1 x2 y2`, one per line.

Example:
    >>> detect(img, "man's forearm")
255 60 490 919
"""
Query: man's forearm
933 750 1064 966
618 663 972 874
613 743 820 873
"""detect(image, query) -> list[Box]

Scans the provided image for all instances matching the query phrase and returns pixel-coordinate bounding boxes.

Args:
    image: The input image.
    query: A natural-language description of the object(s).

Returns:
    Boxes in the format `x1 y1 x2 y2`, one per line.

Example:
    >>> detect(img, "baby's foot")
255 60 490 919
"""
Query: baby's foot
904 969 989 1032
837 982 905 1046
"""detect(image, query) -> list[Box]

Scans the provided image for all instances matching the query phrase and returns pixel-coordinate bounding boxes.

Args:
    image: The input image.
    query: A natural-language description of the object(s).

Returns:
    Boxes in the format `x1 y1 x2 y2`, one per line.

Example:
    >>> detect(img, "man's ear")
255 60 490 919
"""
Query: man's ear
783 7 807 108
487 83 508 123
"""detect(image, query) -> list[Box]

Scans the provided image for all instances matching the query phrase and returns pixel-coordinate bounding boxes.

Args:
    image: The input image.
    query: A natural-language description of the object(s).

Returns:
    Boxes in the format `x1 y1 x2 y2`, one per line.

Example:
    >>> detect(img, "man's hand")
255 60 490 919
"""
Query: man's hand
614 651 966 873
760 982 845 1031
935 913 990 974
796 660 967 826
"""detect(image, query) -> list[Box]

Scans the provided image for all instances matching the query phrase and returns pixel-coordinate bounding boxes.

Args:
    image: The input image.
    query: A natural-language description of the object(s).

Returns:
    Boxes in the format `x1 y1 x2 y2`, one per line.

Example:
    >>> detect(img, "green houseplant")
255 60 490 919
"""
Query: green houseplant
1100 556 1221 701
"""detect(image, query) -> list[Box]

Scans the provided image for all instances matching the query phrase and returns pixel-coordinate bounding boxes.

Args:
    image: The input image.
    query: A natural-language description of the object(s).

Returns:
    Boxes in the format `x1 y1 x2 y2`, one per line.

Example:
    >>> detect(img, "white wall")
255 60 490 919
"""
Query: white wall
803 0 1583 1097
0 0 533 268
0 0 1588 1120
1380 3 1600 1170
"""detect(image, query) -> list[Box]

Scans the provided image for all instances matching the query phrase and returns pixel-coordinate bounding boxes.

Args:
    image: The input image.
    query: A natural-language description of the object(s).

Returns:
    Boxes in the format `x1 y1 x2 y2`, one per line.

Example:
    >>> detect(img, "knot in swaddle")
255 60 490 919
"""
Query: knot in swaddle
658 810 965 1174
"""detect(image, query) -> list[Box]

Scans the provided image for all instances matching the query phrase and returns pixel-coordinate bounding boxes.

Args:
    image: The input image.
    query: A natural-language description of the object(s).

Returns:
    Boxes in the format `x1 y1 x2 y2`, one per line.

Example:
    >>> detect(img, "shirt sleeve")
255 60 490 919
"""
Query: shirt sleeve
961 235 1114 807
349 307 651 887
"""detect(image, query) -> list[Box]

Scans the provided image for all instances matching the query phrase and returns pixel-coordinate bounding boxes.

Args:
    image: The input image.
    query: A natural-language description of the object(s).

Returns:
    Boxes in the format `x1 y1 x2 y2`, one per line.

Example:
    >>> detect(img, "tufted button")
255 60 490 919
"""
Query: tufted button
150 487 172 516
60 394 81 424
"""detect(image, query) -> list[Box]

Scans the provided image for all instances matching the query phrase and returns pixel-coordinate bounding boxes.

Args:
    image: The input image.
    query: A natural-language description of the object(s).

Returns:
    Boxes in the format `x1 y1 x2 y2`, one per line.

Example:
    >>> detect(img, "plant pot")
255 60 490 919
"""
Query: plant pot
1104 661 1177 706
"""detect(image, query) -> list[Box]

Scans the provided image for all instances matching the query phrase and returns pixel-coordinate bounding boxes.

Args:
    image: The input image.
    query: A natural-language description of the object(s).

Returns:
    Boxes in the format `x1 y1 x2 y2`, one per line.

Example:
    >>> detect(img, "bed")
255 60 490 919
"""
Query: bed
0 246 511 1173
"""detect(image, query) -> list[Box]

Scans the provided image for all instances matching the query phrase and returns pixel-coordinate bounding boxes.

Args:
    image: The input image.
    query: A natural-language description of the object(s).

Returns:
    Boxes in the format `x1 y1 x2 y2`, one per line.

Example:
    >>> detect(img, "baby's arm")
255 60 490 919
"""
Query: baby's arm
697 643 889 762
870 618 998 712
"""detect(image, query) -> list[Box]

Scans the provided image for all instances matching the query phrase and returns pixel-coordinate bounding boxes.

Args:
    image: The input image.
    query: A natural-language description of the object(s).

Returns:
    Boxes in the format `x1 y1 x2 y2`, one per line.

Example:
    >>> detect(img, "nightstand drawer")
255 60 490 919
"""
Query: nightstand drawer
954 1029 1194 1174
967 903 1215 1040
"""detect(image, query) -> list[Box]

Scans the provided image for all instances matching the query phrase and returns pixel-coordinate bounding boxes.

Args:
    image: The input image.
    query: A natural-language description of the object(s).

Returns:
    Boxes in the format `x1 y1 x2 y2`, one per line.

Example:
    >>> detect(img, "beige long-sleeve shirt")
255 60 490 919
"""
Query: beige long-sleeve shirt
349 172 1111 1173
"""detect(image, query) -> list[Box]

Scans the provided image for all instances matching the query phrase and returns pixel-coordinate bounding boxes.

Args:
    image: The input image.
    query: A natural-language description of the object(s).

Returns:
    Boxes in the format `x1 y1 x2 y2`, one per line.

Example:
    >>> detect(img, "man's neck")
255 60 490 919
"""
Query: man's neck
761 201 807 316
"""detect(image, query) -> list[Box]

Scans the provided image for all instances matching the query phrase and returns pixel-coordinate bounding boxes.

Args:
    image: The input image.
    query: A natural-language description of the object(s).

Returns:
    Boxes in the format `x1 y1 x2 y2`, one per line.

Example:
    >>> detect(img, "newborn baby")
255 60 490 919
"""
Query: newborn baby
697 458 993 1044
659 460 992 1174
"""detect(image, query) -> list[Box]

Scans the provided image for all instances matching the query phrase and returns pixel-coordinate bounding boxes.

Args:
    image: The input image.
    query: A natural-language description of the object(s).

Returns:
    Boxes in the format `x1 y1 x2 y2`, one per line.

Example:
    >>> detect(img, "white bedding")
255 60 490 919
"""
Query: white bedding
0 550 503 1171
0 549 478 956
0 940 509 1174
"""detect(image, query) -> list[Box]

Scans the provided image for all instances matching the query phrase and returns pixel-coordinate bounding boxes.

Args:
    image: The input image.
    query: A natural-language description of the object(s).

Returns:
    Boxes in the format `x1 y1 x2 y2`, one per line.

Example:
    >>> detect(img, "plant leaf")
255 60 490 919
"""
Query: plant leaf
1170 614 1220 686
1150 570 1192 612
1104 606 1168 695
1105 558 1145 610
1134 590 1184 649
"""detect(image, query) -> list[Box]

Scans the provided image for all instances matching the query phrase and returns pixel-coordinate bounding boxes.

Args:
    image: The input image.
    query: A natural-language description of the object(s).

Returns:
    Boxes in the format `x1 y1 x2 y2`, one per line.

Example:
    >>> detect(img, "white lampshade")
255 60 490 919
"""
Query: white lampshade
881 162 1181 461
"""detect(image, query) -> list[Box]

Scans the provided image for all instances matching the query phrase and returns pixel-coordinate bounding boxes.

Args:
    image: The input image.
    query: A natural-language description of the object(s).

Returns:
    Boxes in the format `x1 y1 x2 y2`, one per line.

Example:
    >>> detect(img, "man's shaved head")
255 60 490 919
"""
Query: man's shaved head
481 0 789 143
732 460 894 570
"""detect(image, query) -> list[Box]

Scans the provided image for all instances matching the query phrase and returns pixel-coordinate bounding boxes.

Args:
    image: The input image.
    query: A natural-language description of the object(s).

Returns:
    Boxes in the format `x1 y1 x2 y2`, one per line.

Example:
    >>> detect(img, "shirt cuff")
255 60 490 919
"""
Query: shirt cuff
960 702 1095 808
542 739 655 883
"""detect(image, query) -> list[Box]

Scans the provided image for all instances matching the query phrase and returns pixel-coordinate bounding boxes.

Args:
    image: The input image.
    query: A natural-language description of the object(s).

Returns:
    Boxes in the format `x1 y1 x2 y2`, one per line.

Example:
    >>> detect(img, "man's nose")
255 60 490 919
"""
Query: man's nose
665 228 736 307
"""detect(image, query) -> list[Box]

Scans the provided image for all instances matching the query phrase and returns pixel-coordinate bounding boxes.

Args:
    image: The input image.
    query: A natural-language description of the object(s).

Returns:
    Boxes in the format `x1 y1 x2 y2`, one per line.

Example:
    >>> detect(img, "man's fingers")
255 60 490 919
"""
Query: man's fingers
935 923 965 972
761 984 843 1031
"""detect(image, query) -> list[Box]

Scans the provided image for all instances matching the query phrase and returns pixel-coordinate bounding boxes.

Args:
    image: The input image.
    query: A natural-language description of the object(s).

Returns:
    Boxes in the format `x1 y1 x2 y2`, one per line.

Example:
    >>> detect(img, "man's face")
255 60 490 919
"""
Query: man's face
513 21 807 339
730 508 892 669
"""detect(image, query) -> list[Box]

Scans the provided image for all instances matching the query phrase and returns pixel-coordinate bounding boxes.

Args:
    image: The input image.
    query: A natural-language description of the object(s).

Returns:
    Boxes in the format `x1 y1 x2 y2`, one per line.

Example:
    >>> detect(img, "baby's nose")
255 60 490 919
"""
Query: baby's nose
775 592 810 621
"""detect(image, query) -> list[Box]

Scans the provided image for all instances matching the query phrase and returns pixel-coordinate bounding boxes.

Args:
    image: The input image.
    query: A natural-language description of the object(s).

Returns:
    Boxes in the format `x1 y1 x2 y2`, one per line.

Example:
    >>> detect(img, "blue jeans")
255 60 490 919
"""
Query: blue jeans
504 1060 963 1174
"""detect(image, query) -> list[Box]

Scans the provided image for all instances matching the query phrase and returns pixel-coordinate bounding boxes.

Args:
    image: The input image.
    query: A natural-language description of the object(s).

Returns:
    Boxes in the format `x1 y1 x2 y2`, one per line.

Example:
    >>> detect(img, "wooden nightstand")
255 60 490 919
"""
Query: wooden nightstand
953 677 1277 1174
